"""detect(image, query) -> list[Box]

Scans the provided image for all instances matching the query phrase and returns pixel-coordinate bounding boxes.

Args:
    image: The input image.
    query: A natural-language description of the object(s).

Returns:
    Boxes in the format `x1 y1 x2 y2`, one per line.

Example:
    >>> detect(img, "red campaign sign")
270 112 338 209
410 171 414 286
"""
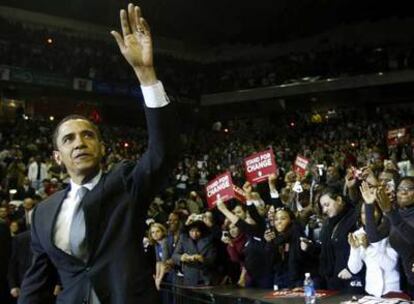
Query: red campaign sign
264 289 339 299
232 185 246 203
244 149 277 184
293 155 309 176
205 172 236 209
387 128 410 147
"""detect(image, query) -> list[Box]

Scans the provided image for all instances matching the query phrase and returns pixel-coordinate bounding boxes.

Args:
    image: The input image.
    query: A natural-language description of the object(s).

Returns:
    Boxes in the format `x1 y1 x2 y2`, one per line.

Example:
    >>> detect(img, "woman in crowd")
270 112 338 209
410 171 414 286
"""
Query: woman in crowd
221 222 248 286
301 187 361 292
377 177 414 298
216 198 273 288
148 223 170 290
264 207 307 289
347 181 400 297
172 220 217 286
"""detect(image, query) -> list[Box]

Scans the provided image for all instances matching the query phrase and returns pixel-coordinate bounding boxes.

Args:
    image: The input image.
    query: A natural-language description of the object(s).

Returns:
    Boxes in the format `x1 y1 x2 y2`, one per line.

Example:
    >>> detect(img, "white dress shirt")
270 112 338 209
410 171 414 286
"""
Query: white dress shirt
53 81 170 254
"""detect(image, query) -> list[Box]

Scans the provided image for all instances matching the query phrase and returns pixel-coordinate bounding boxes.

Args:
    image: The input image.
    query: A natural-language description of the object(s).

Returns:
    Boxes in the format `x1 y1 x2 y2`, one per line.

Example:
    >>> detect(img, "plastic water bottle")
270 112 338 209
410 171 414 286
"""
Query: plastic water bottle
304 272 316 304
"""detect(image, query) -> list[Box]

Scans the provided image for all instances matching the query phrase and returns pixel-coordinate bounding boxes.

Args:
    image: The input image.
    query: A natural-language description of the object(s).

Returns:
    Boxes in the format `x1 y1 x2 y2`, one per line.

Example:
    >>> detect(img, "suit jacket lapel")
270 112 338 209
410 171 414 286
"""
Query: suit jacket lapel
48 187 81 263
83 173 106 262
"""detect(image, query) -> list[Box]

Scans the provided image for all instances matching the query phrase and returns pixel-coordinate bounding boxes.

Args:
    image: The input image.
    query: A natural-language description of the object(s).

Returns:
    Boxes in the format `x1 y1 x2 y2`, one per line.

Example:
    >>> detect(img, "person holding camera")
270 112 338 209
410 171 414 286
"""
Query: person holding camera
172 220 216 286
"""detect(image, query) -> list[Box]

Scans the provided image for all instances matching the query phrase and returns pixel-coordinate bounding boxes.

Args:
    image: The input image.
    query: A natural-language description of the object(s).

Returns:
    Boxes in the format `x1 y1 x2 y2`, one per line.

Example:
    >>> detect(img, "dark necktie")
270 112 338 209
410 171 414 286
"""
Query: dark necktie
69 186 101 304
69 186 89 261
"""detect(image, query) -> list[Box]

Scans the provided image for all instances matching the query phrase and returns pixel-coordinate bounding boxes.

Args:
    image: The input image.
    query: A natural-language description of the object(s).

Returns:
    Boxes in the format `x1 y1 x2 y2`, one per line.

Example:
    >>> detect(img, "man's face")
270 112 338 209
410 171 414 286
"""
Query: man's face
53 119 104 182
397 179 414 208
0 207 7 219
23 198 34 211
168 214 180 232
189 227 201 240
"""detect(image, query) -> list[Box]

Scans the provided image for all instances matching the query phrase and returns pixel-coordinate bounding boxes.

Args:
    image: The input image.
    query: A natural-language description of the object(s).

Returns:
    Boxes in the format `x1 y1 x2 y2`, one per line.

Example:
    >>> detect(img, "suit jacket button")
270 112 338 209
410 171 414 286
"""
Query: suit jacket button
85 267 91 272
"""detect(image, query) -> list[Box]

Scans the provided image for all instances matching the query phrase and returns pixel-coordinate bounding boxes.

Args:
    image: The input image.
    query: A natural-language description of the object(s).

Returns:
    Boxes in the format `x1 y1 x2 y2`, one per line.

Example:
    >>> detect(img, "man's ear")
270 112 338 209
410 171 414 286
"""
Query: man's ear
53 150 62 166
336 196 343 206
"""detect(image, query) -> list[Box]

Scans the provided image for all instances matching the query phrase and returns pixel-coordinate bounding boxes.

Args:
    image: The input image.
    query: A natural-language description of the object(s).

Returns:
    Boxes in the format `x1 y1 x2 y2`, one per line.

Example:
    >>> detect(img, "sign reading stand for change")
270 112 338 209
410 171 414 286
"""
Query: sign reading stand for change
244 149 277 184
205 172 245 209
293 155 309 176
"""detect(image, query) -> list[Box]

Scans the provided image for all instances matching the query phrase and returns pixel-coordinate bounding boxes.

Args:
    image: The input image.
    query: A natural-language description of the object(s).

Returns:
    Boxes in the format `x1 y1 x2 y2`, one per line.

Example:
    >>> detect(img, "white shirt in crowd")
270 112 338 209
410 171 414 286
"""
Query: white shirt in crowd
347 227 401 297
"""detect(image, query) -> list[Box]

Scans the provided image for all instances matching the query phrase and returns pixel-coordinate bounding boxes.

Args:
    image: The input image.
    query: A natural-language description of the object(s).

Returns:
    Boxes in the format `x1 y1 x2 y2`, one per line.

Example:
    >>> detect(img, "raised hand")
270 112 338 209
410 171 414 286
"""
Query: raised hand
111 3 157 85
376 186 392 213
243 181 253 200
345 169 356 189
360 181 376 204
268 173 277 191
348 233 360 249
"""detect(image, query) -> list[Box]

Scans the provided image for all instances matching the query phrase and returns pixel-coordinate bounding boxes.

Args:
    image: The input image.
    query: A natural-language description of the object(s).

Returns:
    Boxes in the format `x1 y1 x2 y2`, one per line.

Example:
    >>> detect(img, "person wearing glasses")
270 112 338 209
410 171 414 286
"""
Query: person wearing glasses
377 177 414 299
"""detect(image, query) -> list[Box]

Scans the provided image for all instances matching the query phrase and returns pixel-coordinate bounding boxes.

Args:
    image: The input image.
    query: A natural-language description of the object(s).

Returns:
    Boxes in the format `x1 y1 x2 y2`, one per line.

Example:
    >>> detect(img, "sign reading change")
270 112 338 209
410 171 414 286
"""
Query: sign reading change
205 172 244 209
244 149 277 184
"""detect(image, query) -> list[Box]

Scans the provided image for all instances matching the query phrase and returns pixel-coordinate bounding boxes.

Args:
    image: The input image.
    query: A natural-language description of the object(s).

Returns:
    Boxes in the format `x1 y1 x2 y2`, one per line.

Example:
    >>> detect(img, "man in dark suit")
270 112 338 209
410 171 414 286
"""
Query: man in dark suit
18 4 180 304
8 231 32 299
8 230 60 303
0 221 11 304
14 178 36 201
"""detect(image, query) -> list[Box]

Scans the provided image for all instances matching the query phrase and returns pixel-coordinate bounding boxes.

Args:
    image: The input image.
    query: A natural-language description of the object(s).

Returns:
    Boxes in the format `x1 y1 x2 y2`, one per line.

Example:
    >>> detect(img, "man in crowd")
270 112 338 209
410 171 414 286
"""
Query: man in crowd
18 3 180 304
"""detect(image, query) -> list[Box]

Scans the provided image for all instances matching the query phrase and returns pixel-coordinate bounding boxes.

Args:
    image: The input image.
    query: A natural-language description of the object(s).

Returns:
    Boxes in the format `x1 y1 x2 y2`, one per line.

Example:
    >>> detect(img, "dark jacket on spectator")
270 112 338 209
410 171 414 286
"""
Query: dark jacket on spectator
172 233 217 286
314 205 359 290
385 207 414 286
0 222 11 303
265 222 306 288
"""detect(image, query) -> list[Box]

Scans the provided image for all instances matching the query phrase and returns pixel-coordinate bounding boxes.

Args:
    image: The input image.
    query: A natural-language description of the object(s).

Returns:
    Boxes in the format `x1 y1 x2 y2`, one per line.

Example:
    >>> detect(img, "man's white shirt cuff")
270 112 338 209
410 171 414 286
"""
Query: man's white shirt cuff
141 81 170 108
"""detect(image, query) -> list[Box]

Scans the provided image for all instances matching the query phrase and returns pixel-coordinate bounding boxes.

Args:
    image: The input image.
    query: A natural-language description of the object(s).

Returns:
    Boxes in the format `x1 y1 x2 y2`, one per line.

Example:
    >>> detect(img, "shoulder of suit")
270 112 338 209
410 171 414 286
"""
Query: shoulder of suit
35 188 67 210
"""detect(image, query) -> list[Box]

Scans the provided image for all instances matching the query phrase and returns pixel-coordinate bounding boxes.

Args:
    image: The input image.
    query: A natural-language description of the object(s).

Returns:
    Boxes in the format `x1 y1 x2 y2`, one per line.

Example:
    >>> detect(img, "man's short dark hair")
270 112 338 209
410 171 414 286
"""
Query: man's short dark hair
52 115 102 150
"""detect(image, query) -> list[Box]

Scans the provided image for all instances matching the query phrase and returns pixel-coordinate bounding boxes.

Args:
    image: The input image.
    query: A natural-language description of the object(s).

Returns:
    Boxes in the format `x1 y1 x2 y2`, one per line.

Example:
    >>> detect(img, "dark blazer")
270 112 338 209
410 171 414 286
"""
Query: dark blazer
8 231 32 289
0 222 11 303
18 104 180 304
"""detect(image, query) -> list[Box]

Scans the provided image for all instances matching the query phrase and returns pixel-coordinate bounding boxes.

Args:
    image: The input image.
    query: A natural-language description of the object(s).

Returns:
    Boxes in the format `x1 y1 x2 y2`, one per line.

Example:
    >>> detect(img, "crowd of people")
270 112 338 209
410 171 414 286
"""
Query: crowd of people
1 104 414 303
2 16 414 97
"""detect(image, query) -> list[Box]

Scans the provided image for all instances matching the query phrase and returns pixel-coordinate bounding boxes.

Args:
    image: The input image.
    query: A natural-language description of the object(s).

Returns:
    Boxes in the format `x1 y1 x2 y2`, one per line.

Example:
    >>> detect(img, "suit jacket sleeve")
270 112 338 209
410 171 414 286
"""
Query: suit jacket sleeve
17 207 55 304
122 104 180 216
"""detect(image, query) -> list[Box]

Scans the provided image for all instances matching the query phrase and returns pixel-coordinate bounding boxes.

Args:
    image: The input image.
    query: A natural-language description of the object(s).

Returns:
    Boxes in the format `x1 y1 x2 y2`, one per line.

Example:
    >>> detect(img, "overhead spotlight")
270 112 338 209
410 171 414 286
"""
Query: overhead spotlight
47 38 53 44
49 116 54 121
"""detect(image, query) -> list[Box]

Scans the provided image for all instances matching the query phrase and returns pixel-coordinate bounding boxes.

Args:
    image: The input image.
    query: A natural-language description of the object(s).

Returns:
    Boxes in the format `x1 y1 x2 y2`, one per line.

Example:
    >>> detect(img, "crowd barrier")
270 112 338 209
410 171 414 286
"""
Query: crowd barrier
159 282 358 304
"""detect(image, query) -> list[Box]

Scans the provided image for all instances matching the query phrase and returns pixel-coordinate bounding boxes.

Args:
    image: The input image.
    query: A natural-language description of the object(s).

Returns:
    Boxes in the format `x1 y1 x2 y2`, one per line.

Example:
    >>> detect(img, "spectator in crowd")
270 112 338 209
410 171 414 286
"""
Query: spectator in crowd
14 178 35 201
9 221 20 237
148 223 170 290
216 199 272 289
377 177 414 298
347 181 401 297
221 222 247 286
301 187 362 292
172 220 217 286
27 156 47 191
0 221 11 304
8 230 60 303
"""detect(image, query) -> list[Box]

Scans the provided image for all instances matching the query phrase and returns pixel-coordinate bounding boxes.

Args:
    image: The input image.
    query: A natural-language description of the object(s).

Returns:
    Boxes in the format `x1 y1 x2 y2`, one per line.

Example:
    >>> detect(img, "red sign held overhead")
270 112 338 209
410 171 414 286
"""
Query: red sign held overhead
293 155 309 176
387 128 410 147
205 172 245 209
244 149 277 184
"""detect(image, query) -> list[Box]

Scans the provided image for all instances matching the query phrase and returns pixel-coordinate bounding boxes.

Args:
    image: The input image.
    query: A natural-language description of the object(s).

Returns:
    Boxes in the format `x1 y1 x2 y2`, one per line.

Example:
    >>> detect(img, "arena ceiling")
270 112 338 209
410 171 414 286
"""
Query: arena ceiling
0 0 411 46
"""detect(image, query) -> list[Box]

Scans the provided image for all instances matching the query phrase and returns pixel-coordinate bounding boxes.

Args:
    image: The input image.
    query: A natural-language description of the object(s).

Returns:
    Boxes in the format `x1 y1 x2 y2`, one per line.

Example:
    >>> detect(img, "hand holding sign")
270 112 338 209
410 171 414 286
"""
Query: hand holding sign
205 172 245 209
